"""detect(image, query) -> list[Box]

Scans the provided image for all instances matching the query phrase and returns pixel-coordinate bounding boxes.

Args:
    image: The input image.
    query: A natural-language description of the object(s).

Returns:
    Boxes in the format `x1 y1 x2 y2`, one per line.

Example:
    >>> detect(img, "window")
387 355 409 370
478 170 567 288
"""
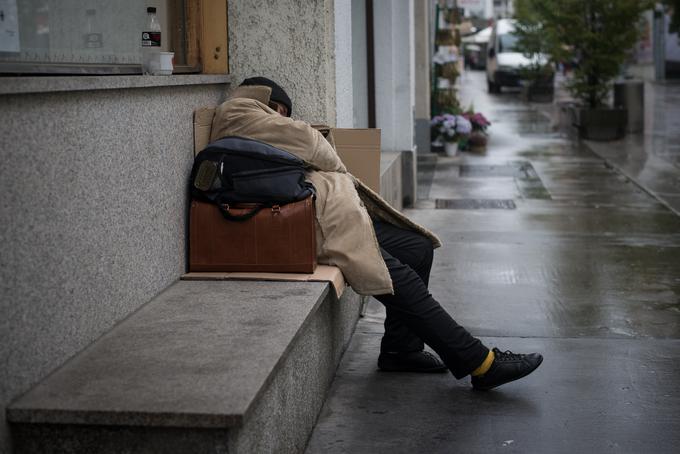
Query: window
498 33 518 53
0 0 227 75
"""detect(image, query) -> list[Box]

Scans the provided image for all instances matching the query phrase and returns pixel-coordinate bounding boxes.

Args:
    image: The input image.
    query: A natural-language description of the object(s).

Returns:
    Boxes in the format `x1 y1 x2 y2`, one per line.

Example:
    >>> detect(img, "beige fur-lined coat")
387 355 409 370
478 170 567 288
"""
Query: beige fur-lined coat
210 85 441 295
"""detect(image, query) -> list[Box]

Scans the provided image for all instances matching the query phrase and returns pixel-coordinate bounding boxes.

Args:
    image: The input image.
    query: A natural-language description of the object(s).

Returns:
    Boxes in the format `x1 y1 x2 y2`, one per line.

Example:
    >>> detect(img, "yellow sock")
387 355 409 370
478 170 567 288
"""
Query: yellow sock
471 350 495 376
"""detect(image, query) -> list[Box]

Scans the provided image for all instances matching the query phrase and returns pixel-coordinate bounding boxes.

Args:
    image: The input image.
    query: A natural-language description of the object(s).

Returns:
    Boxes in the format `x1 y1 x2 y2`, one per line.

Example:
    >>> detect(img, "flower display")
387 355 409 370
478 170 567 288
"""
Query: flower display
462 112 491 132
432 46 459 65
431 114 473 143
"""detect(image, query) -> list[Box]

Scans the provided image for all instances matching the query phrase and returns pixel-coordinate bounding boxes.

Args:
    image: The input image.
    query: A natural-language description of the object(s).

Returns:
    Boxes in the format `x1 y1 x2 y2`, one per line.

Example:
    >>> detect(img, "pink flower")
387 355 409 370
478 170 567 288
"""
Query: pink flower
462 112 490 131
473 113 490 126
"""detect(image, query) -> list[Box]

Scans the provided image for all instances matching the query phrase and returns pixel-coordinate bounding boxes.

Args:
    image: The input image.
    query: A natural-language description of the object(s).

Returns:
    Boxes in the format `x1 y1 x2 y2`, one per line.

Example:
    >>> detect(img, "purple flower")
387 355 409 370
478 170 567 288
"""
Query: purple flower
430 115 444 125
455 115 472 135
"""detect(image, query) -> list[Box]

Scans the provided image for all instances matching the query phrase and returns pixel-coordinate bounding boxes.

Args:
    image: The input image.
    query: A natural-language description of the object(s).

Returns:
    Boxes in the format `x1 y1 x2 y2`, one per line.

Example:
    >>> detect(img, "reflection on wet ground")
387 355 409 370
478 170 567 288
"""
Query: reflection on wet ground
415 71 680 340
307 70 680 453
579 81 680 214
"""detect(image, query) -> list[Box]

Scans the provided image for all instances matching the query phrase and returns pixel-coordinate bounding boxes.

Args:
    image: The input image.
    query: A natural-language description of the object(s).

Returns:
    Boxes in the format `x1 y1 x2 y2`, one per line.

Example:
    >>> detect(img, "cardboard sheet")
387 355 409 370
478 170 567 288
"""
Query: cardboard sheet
332 128 382 193
181 265 347 298
193 107 216 155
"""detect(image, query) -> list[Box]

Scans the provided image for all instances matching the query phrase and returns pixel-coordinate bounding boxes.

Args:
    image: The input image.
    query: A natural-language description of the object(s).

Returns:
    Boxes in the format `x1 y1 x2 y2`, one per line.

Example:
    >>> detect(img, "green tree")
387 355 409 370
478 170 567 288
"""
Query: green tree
515 0 653 108
513 0 554 84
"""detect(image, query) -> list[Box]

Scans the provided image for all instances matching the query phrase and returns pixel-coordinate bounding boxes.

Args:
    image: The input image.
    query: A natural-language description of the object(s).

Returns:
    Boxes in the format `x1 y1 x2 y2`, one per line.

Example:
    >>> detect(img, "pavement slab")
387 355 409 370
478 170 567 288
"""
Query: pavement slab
306 71 680 454
306 329 680 454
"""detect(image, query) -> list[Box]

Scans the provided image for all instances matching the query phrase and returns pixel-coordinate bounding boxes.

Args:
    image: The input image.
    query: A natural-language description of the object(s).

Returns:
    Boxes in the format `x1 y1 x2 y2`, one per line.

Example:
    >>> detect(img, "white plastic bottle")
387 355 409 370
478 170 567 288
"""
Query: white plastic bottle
142 7 161 75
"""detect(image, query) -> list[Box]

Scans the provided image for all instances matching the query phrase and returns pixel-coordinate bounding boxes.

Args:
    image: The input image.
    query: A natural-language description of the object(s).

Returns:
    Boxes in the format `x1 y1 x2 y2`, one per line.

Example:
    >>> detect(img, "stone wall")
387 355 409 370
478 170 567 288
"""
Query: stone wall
0 80 227 453
1 2 348 451
227 0 337 125
334 0 354 128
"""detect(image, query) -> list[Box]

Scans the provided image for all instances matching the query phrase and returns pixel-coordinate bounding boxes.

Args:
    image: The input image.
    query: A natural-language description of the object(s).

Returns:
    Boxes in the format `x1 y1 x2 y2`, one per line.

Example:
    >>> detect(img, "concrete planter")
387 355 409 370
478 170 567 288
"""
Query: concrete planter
574 107 628 141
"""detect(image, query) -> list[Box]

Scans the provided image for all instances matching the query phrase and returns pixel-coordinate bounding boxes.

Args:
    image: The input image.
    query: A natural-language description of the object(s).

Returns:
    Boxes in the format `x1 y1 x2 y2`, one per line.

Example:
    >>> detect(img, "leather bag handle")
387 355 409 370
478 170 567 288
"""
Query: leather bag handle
218 203 265 222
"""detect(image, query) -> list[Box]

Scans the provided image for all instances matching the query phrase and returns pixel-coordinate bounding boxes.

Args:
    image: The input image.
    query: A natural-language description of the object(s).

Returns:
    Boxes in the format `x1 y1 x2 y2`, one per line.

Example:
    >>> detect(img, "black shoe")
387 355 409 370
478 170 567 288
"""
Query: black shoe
471 348 543 390
378 350 448 373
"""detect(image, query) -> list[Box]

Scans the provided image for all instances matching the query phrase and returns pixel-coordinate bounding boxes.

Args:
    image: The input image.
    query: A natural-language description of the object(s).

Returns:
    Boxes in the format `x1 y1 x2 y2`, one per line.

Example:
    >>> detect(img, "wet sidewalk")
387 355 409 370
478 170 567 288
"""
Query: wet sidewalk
305 71 680 453
584 81 680 216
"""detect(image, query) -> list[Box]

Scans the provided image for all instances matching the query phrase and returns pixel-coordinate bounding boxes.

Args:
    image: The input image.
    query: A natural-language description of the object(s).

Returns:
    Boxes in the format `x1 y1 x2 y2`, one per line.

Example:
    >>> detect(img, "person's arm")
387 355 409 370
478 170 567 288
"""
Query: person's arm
211 97 347 172
256 113 347 173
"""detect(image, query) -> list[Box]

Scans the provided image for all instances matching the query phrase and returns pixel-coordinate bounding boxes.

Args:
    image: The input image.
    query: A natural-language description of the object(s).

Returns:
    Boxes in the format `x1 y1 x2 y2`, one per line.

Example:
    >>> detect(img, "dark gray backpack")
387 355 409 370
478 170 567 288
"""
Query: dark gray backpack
190 136 315 221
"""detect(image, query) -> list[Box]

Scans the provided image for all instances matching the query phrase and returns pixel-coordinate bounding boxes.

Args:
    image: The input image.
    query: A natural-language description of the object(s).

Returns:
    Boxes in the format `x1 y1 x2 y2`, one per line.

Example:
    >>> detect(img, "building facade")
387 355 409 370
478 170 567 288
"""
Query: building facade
0 1 432 451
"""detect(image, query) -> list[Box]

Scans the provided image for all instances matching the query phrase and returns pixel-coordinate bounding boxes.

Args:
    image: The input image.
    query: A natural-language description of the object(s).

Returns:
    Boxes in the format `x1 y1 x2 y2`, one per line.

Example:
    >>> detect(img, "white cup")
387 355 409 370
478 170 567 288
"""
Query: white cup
159 52 174 75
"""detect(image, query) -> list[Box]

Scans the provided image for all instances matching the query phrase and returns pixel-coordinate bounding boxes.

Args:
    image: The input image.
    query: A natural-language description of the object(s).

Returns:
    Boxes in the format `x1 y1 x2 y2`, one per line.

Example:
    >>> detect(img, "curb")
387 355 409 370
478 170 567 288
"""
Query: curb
582 140 680 218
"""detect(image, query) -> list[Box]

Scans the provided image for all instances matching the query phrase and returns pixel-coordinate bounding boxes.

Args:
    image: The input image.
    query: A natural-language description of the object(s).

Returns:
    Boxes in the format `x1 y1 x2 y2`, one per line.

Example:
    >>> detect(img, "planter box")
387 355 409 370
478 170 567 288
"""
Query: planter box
574 107 627 141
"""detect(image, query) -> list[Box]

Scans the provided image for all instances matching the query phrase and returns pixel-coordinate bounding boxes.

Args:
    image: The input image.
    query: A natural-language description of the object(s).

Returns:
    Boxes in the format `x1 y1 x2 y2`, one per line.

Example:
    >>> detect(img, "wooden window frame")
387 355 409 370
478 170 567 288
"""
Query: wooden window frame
189 0 229 74
0 0 228 76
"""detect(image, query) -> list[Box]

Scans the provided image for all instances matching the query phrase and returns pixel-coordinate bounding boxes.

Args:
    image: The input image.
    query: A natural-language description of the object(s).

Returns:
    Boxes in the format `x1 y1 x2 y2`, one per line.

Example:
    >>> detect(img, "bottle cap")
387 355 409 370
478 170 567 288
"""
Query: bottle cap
147 7 156 13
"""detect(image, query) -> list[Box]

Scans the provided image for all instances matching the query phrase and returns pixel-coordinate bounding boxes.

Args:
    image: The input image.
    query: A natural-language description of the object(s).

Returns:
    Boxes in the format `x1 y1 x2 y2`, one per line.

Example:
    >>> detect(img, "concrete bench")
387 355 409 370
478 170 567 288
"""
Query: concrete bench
8 280 361 453
7 107 409 453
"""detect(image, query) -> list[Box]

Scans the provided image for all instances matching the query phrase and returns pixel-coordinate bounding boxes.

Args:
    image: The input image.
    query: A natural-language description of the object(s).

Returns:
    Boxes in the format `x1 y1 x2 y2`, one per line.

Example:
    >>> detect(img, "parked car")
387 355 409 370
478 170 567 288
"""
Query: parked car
486 19 550 93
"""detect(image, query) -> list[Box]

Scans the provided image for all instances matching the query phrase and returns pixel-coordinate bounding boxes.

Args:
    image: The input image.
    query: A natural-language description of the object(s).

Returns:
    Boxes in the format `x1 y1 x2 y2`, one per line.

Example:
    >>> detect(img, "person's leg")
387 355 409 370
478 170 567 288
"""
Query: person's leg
372 221 433 353
372 221 544 386
375 247 489 379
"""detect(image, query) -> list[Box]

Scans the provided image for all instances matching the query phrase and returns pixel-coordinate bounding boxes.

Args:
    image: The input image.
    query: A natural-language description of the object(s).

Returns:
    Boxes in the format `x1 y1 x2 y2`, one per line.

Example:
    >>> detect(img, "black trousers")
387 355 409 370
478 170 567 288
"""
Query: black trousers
373 221 489 379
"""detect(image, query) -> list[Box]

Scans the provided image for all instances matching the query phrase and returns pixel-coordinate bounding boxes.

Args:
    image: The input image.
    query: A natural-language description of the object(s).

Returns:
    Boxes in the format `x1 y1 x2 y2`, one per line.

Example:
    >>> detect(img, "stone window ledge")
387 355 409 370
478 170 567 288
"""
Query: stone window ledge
0 74 232 96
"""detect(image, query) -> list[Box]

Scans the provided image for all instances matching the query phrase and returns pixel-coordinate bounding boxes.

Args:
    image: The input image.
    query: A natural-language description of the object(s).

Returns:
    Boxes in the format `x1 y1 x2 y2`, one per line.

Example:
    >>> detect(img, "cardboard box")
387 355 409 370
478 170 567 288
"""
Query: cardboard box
332 128 382 193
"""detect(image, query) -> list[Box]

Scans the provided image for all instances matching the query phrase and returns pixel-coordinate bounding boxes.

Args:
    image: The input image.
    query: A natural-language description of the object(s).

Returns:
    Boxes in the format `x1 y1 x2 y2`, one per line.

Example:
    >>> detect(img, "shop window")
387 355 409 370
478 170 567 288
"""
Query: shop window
0 0 227 75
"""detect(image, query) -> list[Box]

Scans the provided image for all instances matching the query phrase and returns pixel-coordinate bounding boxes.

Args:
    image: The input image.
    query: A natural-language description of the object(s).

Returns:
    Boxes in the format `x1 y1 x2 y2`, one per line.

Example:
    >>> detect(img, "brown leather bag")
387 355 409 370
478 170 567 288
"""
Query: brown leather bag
189 197 317 273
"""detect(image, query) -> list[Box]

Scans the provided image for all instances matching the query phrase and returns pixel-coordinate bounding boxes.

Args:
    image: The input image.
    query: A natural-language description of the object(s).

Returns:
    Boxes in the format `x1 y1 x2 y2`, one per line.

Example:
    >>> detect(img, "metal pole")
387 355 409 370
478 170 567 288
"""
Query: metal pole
366 0 376 127
653 4 666 81
432 1 441 116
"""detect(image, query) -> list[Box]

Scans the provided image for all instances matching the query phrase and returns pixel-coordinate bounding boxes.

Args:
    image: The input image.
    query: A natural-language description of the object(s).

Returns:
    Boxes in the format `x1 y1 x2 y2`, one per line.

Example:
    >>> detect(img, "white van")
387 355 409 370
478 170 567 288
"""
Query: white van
486 19 549 93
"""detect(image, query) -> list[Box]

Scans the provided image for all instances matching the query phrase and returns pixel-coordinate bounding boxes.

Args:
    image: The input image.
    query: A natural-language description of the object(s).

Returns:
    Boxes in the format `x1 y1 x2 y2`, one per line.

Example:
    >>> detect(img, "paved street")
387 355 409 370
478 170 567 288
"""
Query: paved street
306 70 680 453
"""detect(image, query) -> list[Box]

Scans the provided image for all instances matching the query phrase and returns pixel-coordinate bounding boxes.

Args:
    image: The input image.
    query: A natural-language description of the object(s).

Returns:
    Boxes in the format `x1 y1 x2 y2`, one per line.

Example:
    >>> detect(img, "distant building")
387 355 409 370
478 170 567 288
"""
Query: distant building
456 0 513 21
493 0 514 19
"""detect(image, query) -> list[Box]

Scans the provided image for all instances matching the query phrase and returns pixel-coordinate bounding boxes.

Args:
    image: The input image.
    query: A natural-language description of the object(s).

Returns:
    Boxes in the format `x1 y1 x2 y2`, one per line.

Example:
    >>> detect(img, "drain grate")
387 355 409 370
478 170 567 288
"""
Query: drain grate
459 161 551 200
459 164 518 178
459 162 539 178
435 199 517 209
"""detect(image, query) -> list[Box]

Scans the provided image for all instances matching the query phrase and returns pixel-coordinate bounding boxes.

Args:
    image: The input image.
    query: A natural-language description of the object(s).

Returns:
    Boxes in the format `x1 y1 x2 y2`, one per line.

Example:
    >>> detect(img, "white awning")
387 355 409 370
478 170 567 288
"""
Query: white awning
462 26 492 44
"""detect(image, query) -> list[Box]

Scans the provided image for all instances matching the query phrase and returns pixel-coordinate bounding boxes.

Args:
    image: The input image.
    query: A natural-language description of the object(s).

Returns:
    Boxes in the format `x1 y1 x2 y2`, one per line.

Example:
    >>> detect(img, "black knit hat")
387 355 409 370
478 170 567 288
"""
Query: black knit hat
240 76 292 117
